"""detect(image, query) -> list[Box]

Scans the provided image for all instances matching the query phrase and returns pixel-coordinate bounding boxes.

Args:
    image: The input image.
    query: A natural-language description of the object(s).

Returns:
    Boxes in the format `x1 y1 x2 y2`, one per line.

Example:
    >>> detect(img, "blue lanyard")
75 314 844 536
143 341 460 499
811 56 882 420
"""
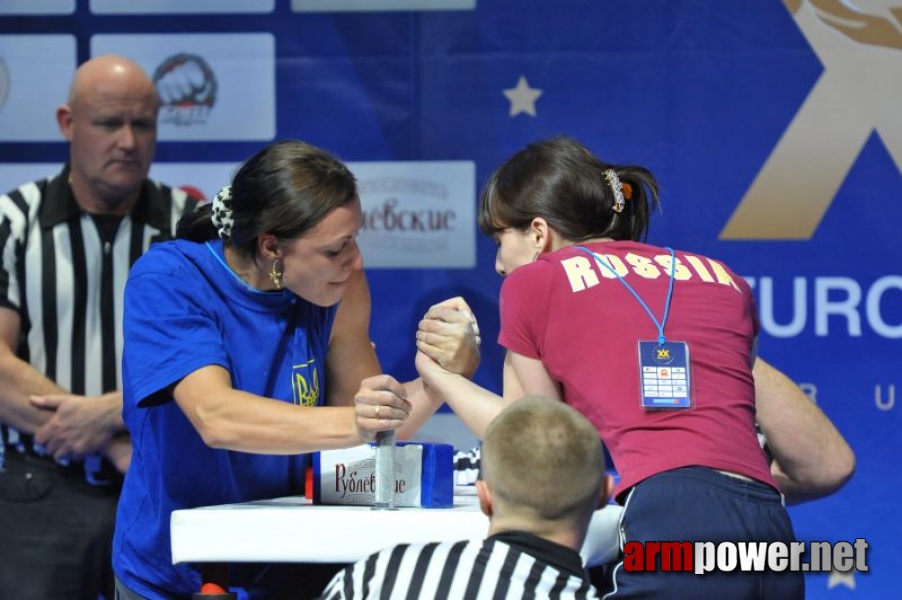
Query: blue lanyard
206 241 279 296
575 245 676 346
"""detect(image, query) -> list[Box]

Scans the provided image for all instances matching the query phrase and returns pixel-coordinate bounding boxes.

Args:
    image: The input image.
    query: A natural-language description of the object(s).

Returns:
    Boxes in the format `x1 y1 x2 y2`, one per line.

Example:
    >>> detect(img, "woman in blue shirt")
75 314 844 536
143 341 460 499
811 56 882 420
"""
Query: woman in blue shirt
113 140 479 599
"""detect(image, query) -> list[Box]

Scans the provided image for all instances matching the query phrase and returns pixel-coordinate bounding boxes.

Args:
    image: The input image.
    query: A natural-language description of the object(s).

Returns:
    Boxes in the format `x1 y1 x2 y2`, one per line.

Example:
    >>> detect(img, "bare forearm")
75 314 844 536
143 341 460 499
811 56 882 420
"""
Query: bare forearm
770 465 836 506
0 353 67 432
187 389 365 454
97 391 126 433
418 372 506 440
103 433 133 473
754 358 855 503
396 377 444 440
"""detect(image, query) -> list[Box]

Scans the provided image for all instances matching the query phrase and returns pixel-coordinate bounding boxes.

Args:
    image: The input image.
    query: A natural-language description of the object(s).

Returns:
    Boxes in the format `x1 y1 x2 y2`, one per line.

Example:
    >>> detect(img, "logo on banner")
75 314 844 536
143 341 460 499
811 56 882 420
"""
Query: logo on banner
361 179 457 252
354 162 476 268
153 53 218 127
721 0 902 240
178 185 207 202
0 58 8 109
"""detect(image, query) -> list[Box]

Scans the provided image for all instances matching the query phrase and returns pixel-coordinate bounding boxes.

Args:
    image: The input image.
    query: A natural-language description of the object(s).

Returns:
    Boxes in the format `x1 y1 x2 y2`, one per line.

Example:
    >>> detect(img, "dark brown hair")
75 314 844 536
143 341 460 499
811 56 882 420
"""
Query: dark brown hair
177 140 358 259
478 136 659 242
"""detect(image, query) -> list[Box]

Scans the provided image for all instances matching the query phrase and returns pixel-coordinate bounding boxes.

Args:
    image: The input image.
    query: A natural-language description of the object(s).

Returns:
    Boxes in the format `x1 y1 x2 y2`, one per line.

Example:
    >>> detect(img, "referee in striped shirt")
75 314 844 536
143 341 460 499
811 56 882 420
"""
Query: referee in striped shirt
0 55 200 599
319 396 614 600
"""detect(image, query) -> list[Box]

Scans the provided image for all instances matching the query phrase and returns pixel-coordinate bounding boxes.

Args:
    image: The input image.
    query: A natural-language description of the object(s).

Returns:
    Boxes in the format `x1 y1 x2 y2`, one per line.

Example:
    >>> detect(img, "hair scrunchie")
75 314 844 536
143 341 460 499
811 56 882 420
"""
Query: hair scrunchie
211 185 234 239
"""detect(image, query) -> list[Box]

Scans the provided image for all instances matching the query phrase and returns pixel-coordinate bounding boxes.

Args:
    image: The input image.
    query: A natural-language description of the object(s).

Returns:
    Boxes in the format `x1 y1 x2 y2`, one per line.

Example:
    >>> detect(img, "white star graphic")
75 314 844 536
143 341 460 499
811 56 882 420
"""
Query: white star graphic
827 568 856 590
503 76 543 117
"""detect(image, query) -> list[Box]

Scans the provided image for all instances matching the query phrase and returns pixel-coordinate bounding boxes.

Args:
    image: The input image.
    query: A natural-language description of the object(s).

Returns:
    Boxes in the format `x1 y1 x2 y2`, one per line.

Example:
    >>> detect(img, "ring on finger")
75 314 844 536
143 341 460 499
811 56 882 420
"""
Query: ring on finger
375 405 381 418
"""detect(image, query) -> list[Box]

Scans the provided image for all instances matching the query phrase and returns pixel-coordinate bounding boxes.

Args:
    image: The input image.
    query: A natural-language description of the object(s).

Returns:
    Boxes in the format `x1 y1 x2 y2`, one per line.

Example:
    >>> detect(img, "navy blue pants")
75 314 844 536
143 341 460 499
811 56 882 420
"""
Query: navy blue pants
605 467 804 600
0 451 119 600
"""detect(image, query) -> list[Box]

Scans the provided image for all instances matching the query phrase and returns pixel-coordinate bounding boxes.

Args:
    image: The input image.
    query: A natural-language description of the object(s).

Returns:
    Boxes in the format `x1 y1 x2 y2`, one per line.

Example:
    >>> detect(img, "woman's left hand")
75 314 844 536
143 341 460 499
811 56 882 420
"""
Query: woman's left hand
353 374 412 442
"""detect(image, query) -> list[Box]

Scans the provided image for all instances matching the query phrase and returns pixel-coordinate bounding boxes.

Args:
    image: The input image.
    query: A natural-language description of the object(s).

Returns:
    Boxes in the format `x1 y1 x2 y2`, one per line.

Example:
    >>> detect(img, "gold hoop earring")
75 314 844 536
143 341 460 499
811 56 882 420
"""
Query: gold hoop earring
270 259 283 290
532 249 540 263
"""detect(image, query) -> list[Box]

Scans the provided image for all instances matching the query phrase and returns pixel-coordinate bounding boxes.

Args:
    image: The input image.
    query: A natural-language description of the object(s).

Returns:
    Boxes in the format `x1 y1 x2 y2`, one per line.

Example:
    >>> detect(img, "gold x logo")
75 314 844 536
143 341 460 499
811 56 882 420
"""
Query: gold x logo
656 347 671 360
721 0 902 240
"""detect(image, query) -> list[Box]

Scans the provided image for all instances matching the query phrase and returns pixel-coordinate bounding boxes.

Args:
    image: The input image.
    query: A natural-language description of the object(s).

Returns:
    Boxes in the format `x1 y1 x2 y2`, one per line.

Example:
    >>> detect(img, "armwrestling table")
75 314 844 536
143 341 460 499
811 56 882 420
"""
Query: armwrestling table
170 487 623 595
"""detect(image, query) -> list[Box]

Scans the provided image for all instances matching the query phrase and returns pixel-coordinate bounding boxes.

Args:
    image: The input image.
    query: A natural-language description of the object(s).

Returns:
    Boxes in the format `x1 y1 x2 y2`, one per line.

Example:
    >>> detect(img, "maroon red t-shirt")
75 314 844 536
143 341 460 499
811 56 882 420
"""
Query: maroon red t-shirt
498 241 776 499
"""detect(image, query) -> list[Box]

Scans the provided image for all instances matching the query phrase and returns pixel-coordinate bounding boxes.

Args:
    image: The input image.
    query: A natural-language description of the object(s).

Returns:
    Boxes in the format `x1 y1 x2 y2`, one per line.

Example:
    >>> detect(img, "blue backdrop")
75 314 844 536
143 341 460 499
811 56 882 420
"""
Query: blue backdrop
1 1 898 596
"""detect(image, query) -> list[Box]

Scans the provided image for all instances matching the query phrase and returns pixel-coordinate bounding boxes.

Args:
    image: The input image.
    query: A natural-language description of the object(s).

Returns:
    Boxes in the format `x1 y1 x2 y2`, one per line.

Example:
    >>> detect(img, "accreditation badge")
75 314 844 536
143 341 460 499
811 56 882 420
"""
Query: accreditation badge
638 340 691 409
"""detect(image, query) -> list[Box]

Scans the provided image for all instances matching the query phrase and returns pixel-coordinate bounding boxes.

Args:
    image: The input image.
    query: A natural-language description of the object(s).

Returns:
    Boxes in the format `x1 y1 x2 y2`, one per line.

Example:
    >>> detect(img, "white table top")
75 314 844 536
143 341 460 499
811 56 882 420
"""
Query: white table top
170 488 623 567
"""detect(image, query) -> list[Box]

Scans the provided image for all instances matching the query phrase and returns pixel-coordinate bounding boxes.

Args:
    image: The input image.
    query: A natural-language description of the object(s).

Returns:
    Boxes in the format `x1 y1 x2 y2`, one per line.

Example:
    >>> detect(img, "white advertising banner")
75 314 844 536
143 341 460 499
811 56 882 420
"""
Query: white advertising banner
350 160 476 268
0 0 74 15
0 36 76 141
90 0 274 14
148 162 241 202
0 164 60 195
91 34 276 142
316 444 424 507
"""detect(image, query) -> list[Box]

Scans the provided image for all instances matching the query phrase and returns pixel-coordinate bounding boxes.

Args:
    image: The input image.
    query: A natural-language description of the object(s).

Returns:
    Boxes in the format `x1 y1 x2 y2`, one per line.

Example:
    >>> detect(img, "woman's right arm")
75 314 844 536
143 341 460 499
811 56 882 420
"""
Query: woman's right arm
126 260 411 455
172 365 411 453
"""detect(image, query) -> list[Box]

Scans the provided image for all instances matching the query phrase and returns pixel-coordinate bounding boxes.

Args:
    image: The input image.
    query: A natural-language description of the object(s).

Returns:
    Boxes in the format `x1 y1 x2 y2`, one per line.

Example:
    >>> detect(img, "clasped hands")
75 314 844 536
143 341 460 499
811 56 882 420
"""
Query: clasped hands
415 296 480 385
353 297 480 441
28 392 130 471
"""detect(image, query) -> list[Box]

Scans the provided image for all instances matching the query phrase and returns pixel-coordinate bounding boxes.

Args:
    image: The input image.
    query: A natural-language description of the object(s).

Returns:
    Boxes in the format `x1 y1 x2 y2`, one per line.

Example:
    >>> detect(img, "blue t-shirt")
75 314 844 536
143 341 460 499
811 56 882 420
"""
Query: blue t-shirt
113 239 337 599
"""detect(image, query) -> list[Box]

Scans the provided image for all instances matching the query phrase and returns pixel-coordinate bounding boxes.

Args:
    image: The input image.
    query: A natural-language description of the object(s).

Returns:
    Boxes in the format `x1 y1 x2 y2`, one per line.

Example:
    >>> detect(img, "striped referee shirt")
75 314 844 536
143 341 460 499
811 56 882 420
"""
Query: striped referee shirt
319 531 600 600
0 165 200 458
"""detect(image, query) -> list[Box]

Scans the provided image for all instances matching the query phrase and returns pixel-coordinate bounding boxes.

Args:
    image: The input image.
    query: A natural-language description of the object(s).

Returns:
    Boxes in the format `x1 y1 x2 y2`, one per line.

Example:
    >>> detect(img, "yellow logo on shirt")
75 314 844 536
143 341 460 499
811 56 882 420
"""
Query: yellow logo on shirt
292 359 320 406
